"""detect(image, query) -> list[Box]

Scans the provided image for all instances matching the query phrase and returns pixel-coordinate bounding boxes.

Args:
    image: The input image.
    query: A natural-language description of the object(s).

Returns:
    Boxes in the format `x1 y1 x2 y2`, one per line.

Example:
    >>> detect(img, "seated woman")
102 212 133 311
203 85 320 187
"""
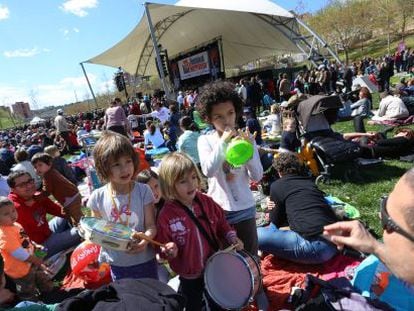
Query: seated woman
338 86 372 132
143 120 165 150
257 152 338 264
343 128 414 159
371 91 409 122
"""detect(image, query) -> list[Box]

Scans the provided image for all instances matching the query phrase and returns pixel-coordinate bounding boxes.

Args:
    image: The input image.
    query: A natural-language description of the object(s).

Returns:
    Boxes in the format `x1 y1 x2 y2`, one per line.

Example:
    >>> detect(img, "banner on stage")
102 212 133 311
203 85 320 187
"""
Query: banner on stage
178 51 210 80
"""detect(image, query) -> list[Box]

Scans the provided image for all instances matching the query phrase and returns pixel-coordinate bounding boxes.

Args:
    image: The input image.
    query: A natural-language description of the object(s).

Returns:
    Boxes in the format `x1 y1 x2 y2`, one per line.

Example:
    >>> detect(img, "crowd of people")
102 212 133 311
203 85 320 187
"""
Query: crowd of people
0 54 413 310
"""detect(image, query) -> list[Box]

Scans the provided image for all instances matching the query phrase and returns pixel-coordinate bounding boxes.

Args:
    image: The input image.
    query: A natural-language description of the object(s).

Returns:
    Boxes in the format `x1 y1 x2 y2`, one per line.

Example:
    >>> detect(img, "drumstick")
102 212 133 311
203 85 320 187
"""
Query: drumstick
131 231 166 248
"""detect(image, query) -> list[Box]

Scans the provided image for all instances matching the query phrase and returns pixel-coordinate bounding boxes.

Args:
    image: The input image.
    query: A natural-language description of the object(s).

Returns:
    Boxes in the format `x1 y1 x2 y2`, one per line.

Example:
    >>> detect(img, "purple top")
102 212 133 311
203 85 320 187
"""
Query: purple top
105 106 127 128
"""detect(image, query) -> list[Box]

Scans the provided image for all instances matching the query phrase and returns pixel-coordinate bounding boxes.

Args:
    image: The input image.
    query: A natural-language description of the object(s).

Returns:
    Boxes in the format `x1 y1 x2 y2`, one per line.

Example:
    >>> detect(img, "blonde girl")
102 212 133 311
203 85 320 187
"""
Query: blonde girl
156 152 242 311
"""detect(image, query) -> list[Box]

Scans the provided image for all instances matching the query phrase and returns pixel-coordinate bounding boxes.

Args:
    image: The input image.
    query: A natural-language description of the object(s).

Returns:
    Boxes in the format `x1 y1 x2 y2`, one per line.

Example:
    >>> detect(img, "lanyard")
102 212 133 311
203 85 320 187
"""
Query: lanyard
108 183 132 227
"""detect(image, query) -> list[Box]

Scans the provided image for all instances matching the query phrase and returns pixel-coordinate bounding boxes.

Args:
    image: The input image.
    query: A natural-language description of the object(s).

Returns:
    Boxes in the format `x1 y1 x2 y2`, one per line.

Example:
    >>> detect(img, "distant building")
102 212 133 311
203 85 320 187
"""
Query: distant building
11 102 32 119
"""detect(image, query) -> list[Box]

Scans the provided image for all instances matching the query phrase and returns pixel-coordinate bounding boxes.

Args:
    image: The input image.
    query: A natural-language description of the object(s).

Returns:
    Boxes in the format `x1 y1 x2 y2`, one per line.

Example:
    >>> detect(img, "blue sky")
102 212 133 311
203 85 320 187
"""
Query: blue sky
0 0 327 109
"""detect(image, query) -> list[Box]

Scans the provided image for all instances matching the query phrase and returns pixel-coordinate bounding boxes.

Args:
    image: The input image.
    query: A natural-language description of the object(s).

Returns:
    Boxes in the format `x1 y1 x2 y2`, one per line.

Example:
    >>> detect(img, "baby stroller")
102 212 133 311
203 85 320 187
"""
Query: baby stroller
295 95 362 183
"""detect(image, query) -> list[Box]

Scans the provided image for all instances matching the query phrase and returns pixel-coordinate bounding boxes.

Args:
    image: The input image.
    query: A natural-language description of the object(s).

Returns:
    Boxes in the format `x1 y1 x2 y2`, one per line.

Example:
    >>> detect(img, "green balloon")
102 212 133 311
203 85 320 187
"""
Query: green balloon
225 140 254 167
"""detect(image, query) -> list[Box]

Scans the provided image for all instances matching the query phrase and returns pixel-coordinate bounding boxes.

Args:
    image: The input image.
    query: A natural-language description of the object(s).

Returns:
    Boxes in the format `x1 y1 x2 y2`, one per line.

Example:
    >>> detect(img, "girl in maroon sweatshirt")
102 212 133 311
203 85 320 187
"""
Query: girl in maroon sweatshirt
156 152 243 311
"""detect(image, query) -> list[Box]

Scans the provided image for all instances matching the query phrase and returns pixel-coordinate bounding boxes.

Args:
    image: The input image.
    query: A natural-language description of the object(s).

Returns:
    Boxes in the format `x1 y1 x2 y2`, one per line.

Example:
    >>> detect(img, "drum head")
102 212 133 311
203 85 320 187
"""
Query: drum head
204 252 253 309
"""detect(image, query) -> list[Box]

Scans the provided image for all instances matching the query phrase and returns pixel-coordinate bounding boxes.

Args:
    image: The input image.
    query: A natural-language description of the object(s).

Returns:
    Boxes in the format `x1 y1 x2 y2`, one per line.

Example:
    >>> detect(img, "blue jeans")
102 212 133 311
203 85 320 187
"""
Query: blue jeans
257 223 338 264
44 217 81 258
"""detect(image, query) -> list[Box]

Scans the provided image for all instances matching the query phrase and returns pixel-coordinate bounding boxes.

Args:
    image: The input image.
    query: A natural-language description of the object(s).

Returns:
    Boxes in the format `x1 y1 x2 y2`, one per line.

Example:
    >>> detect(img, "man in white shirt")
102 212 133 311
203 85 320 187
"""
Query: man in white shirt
150 102 170 124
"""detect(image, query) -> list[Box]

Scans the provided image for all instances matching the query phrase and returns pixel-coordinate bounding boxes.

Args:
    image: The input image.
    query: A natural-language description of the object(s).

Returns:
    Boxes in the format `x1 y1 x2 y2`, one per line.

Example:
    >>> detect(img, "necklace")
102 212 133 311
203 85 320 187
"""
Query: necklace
108 182 132 226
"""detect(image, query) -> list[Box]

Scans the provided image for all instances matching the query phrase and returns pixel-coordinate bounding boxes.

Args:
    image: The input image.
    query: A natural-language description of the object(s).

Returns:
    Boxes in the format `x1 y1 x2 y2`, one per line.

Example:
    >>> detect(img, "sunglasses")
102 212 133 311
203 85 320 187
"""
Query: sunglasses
14 178 35 188
380 196 414 243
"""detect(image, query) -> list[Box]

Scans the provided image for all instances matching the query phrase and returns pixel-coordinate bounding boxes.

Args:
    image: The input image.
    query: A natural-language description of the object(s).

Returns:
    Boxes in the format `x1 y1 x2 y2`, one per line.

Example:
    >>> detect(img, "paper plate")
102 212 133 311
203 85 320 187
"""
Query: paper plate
225 140 254 167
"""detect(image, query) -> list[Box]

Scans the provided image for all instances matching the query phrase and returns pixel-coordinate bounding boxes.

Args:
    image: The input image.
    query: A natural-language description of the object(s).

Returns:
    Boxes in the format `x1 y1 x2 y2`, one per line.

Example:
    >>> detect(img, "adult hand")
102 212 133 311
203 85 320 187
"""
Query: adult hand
323 220 381 254
266 197 276 211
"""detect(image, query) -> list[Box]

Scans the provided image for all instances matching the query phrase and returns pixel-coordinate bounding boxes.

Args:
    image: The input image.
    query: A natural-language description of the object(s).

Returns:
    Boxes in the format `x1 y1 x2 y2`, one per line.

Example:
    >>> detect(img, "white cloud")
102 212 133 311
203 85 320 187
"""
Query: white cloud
0 4 10 20
60 0 98 17
73 27 79 33
0 74 114 109
3 47 41 58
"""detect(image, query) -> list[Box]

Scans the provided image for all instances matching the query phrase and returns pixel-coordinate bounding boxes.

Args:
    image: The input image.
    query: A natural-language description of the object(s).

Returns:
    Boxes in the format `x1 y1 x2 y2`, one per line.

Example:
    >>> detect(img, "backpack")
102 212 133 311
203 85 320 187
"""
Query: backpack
292 275 393 311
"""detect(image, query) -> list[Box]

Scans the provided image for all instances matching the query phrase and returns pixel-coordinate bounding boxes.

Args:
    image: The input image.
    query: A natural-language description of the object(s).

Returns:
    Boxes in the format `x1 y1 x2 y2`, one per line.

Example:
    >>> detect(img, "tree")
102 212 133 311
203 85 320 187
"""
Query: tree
307 0 373 65
395 0 414 40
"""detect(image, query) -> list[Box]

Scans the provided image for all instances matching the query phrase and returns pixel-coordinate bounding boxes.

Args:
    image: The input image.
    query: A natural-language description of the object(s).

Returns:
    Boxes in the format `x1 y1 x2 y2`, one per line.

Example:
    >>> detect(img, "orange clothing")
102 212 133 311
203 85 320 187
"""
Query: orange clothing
0 223 34 279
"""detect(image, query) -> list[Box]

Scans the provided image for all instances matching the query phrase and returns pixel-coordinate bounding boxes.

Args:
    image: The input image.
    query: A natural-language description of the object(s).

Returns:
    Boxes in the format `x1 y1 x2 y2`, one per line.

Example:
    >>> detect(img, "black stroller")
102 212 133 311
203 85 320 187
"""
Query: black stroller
295 95 362 183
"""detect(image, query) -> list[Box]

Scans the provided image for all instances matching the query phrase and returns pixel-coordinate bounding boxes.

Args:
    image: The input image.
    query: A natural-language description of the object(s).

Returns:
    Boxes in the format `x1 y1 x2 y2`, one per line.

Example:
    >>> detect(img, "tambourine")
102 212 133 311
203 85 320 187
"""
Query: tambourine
79 217 165 251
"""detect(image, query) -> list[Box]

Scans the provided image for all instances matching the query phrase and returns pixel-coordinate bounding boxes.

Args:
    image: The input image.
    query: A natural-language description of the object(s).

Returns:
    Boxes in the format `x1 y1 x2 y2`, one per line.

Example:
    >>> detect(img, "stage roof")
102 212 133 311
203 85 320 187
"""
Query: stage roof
85 0 301 77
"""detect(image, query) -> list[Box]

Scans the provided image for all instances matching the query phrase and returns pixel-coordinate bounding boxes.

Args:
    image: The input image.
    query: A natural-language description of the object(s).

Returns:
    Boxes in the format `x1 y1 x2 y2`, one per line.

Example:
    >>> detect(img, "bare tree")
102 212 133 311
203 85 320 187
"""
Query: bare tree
394 0 414 40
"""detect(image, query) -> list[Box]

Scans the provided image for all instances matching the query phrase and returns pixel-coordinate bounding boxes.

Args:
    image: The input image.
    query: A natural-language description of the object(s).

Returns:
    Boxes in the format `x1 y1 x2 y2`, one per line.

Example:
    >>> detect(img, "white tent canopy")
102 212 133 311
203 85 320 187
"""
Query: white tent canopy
85 0 302 77
29 116 45 125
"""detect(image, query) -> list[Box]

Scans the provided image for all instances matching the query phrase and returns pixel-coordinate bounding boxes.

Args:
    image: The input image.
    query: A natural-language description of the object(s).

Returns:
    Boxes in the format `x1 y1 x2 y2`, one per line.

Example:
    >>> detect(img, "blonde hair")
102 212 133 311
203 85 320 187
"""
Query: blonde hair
44 145 59 157
93 131 139 183
270 104 280 114
159 152 202 201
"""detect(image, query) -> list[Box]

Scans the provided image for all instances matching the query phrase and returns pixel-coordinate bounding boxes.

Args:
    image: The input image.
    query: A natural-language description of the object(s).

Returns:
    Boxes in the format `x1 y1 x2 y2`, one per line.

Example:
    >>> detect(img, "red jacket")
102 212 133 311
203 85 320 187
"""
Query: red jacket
155 192 236 279
8 192 65 244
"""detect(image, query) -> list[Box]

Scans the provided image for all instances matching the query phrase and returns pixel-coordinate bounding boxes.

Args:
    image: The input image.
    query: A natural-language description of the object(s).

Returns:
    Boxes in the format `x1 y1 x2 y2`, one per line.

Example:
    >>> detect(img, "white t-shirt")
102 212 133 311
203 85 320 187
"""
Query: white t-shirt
127 114 139 129
151 107 170 124
197 131 263 212
143 128 165 148
87 182 155 267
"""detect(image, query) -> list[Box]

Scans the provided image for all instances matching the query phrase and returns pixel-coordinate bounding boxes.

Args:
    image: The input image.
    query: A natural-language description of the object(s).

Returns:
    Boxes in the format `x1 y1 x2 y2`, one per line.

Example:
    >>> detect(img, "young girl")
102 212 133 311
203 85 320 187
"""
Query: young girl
196 81 263 257
177 116 201 165
143 120 165 150
136 169 164 219
87 131 158 280
156 152 243 311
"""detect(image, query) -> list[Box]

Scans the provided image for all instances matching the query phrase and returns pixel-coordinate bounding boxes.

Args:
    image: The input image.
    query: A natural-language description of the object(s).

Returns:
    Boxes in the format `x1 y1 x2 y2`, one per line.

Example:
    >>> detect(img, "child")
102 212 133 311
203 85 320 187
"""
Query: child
31 153 83 226
162 121 177 152
196 81 263 257
136 169 164 218
263 104 281 135
279 118 301 153
143 120 166 150
177 116 201 165
44 145 78 186
87 131 158 281
155 152 243 310
0 197 53 301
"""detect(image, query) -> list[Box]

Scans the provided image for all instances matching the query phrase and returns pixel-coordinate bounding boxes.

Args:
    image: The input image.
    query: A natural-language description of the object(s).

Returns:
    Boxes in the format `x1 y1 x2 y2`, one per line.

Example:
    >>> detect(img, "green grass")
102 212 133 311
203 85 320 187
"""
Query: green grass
318 112 414 237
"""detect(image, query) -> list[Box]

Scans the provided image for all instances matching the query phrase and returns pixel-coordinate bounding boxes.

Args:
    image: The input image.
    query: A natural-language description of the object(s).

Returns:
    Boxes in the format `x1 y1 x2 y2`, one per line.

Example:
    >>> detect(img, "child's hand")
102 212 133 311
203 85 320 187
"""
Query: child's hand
127 232 148 253
221 127 237 144
29 255 44 267
161 242 178 259
230 237 244 251
237 128 256 144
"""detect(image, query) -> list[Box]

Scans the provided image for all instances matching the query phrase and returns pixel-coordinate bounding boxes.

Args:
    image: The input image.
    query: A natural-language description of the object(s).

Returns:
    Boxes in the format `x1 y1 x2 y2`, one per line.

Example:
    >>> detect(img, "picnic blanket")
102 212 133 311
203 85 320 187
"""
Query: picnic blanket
256 254 361 310
369 115 414 126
